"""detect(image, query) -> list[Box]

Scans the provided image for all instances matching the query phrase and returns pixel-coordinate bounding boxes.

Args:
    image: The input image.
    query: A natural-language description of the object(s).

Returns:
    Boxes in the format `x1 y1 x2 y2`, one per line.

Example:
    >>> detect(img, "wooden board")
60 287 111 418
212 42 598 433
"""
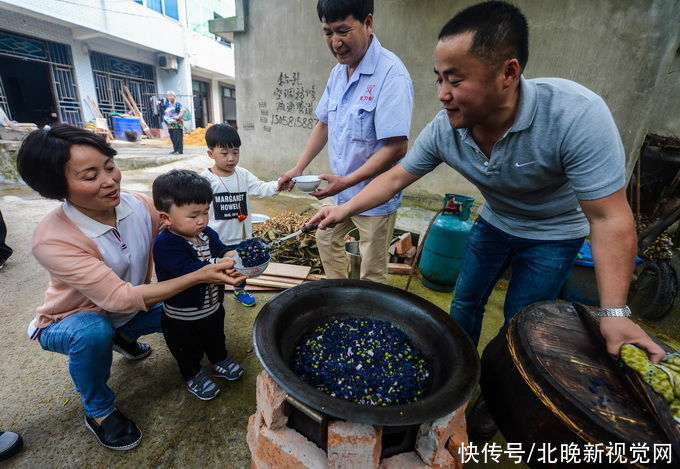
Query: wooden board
388 263 413 275
246 277 297 288
122 86 154 138
226 267 323 290
84 96 113 141
225 284 280 291
252 274 303 286
261 262 311 280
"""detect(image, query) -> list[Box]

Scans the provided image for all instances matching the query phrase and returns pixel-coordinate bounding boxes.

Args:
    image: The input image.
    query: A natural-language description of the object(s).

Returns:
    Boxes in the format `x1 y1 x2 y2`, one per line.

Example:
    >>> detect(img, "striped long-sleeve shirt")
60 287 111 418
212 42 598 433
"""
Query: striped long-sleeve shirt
153 227 229 321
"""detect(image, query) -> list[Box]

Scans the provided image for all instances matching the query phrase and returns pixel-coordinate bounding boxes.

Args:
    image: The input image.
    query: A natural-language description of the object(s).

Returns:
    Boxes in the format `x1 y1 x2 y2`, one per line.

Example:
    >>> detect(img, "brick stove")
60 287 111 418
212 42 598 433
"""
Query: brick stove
247 371 469 468
250 281 480 468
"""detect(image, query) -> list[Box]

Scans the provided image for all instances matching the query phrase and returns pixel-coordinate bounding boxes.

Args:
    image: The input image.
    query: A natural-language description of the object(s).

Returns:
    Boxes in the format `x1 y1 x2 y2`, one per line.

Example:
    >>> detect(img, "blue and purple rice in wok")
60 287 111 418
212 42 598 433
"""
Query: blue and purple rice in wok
293 318 431 406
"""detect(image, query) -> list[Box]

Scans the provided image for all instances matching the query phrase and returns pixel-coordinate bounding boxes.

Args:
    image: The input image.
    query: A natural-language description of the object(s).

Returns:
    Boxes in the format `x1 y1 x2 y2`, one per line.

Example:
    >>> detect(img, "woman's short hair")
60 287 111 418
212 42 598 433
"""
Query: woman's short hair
16 124 117 201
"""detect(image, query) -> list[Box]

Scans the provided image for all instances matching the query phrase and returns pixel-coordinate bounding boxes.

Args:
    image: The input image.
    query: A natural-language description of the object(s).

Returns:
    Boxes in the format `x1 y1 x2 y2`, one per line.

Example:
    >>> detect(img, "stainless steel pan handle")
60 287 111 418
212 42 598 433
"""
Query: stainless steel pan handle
285 394 323 424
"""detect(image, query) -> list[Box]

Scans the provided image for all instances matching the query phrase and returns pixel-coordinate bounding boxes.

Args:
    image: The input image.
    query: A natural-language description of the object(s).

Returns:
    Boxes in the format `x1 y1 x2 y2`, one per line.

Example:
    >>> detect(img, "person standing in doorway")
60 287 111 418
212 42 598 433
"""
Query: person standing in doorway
277 0 414 283
164 91 184 155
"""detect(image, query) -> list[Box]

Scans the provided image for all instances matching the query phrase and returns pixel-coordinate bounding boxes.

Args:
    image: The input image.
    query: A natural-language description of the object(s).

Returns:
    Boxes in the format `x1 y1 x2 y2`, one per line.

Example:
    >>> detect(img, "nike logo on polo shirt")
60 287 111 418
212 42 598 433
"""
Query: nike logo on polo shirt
515 161 535 167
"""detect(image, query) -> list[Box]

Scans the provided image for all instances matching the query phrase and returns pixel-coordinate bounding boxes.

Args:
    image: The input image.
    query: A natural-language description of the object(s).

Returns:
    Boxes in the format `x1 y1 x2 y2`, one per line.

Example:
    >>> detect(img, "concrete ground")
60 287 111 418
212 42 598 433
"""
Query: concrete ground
0 141 511 468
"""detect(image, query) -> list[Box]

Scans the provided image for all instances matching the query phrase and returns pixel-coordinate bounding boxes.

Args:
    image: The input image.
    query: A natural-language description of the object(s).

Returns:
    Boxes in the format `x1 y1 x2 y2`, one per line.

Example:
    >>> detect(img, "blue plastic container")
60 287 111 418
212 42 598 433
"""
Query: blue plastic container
111 116 142 140
560 241 644 305
419 194 475 292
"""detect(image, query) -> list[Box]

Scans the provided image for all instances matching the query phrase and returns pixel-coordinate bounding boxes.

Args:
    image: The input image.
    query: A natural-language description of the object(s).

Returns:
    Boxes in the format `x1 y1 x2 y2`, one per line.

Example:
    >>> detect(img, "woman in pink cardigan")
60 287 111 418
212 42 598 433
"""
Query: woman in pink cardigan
17 125 246 451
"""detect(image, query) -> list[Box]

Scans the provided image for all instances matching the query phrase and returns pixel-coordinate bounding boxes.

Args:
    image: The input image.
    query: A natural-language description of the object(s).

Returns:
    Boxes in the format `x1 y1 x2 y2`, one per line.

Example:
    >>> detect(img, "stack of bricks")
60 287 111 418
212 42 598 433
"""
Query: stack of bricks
247 371 469 469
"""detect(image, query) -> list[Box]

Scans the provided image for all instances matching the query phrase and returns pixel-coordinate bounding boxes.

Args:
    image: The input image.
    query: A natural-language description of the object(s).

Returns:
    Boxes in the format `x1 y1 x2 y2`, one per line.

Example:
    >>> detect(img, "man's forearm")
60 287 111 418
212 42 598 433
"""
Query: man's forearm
344 138 408 186
579 189 637 308
591 218 637 308
591 216 637 308
344 164 420 216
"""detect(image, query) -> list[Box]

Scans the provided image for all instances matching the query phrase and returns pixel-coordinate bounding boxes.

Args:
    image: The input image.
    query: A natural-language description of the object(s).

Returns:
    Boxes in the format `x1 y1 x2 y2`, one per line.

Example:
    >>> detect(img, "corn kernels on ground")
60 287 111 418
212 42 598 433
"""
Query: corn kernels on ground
162 125 213 146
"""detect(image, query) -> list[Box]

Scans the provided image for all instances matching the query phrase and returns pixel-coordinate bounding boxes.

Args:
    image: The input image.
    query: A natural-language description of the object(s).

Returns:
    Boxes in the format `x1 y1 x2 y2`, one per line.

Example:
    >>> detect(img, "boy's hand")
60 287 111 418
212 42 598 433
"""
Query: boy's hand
217 253 237 264
278 169 301 191
277 176 294 192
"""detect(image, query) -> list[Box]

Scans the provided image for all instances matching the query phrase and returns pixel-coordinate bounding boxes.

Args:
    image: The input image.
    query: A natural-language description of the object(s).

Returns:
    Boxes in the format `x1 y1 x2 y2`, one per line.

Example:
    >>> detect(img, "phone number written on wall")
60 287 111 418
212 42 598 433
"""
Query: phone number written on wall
270 114 319 130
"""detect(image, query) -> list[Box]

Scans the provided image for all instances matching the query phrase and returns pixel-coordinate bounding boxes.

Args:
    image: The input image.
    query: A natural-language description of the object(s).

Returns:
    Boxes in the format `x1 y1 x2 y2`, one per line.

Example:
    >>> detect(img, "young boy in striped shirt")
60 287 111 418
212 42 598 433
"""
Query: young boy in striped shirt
152 169 245 400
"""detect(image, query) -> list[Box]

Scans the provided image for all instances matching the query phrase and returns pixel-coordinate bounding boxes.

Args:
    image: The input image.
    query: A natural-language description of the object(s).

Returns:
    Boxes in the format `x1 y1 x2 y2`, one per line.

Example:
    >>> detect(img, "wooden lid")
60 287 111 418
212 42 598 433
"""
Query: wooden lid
507 302 669 449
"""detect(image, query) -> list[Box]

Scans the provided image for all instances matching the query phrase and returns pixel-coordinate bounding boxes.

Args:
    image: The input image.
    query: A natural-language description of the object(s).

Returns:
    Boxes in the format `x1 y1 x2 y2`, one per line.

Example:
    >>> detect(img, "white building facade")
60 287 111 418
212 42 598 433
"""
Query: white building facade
0 0 235 132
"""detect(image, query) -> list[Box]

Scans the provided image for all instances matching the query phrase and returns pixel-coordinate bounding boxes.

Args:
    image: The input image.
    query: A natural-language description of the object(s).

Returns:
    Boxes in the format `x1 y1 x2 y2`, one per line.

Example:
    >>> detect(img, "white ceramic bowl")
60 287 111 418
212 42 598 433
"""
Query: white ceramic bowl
251 213 270 224
232 253 270 278
292 175 322 193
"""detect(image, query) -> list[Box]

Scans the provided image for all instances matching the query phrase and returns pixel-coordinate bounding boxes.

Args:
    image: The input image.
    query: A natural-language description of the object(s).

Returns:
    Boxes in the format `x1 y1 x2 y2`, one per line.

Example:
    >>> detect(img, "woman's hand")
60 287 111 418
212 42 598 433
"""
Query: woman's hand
197 261 247 286
142 261 247 306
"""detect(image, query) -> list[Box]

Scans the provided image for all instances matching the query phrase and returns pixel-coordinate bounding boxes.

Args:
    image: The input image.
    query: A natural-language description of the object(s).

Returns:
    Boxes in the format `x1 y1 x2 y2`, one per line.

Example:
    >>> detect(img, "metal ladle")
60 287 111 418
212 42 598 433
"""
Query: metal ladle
263 224 319 248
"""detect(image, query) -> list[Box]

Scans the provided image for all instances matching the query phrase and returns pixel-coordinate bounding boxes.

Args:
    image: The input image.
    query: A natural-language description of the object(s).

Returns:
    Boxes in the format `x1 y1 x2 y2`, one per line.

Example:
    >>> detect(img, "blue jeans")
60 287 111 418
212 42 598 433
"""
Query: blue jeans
451 217 584 345
38 304 162 418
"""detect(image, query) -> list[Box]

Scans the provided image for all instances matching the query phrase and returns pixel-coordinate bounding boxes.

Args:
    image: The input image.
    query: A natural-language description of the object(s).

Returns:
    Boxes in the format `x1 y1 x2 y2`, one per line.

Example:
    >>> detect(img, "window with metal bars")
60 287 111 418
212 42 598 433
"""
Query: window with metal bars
90 52 161 129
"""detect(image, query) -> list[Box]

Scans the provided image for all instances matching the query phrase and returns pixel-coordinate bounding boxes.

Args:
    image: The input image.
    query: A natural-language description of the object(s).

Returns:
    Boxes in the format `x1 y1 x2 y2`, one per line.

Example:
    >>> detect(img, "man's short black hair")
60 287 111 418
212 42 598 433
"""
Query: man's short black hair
439 1 529 72
317 0 373 23
16 124 117 201
205 123 241 150
152 169 213 212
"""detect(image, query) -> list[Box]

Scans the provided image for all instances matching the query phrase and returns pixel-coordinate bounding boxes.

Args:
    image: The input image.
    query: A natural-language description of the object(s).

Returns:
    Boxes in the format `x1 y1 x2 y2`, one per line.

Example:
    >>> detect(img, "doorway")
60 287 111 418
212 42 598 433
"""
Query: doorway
0 55 57 126
221 85 236 128
192 79 210 128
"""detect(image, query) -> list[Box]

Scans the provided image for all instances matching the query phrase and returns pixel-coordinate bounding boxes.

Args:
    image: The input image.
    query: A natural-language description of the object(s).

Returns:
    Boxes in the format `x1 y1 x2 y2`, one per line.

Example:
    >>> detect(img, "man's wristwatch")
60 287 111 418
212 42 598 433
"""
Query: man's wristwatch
597 306 632 317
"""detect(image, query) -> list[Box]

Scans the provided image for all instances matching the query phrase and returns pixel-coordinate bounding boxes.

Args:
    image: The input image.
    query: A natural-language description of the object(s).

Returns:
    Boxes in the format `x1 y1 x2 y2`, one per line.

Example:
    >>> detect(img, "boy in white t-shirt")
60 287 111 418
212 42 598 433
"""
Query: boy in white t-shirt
201 124 280 307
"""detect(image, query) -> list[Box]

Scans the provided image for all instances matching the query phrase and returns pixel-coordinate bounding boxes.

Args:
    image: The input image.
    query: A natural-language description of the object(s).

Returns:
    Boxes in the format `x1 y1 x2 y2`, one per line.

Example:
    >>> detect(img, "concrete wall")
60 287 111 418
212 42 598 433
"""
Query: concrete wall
232 0 680 199
649 45 680 138
234 1 335 181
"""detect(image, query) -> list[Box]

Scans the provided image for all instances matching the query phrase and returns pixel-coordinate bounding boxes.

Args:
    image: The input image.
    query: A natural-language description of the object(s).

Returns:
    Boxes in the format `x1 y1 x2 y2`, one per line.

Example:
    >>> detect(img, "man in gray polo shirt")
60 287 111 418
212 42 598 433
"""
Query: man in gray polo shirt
310 0 664 438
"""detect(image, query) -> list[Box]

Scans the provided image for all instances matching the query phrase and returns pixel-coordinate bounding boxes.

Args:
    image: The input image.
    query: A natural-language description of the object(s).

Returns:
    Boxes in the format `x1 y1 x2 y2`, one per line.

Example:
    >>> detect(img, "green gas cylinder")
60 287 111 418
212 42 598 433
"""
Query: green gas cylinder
419 194 475 292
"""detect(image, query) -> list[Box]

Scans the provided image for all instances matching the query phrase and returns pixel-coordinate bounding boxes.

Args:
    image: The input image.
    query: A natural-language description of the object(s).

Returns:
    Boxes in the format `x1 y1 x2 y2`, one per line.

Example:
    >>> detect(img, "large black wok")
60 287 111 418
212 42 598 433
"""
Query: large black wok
253 279 480 426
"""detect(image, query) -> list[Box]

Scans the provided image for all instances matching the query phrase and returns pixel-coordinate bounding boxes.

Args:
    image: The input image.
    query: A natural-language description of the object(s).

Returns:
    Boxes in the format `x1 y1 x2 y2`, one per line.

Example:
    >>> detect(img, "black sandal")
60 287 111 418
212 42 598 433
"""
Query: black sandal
84 409 142 451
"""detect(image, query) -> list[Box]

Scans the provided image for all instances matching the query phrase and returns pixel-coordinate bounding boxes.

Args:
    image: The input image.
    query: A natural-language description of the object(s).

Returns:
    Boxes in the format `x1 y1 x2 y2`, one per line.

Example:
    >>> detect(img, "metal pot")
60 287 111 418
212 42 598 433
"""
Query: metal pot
253 279 480 426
